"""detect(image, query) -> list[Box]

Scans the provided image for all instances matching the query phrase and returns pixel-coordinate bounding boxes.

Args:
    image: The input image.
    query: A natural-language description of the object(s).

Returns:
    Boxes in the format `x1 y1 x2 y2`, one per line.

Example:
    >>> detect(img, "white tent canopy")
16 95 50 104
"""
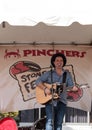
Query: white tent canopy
0 22 92 45
0 0 92 26
0 0 92 45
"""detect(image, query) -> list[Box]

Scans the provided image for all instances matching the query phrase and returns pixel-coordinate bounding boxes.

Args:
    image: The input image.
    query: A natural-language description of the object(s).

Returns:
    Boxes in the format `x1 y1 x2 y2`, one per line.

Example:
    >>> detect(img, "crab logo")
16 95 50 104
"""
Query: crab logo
4 49 21 58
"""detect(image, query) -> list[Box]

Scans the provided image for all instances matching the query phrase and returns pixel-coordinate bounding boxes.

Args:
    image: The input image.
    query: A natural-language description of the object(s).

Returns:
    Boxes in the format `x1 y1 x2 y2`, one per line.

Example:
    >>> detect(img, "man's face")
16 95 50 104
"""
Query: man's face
54 56 64 69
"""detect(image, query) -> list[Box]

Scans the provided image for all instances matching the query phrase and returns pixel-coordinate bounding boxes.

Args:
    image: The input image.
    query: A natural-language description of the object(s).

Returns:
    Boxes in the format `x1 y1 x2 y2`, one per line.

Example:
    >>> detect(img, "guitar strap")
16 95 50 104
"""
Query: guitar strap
62 71 67 84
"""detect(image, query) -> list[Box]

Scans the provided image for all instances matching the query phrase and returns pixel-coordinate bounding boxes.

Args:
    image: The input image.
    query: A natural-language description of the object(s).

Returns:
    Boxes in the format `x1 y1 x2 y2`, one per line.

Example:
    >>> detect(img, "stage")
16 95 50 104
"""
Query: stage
18 122 92 130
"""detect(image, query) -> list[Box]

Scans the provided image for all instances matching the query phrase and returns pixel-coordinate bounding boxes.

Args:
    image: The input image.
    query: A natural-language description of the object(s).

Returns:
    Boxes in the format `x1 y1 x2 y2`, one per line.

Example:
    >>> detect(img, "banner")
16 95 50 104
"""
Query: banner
0 45 91 112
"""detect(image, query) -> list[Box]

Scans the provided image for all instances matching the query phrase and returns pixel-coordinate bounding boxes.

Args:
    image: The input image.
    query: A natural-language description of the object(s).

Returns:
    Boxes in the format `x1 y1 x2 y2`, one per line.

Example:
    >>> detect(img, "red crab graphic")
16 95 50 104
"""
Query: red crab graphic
67 84 89 102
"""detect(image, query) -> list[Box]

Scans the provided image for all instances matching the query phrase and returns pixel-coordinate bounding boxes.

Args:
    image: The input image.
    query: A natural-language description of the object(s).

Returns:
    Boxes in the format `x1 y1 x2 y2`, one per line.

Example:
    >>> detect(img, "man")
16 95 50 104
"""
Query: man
36 53 78 130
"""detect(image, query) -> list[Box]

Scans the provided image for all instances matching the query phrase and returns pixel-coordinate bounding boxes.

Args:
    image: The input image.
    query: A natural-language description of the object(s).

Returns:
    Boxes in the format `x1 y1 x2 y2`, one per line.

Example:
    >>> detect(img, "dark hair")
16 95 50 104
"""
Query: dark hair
51 53 67 67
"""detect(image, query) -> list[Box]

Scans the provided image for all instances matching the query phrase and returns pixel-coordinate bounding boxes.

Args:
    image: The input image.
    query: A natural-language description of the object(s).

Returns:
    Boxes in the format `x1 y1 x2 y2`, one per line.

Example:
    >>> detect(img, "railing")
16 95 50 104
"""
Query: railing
19 107 92 124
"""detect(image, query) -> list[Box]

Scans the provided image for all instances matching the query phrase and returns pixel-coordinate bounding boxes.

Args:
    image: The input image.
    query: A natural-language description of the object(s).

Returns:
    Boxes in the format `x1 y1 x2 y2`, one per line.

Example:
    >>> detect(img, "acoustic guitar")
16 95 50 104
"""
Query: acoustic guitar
36 83 89 104
36 83 64 104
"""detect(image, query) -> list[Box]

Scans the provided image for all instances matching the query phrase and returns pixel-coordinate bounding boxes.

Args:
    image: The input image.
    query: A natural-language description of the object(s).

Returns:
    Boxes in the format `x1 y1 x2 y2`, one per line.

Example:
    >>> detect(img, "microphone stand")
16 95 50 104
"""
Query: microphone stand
41 65 55 129
50 65 55 130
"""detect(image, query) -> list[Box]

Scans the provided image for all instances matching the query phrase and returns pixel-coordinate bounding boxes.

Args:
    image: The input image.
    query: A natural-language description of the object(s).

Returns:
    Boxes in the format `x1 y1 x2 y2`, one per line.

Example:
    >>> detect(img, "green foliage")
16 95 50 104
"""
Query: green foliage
0 111 19 119
0 112 20 125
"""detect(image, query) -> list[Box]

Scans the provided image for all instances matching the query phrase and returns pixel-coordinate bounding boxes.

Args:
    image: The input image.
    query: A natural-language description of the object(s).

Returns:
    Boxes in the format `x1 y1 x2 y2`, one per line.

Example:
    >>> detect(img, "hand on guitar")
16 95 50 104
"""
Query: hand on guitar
36 83 62 104
70 85 78 92
44 87 51 95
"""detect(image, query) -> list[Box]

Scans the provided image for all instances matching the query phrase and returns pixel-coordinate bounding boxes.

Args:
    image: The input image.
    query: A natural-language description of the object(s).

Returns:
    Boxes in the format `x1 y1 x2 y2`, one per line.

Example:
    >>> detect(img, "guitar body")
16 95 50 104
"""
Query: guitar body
36 83 59 104
36 82 89 104
0 117 18 130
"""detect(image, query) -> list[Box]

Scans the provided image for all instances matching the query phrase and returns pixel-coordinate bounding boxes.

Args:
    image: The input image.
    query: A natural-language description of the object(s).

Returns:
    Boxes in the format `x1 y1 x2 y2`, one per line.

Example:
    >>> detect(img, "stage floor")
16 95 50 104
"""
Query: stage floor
18 123 92 130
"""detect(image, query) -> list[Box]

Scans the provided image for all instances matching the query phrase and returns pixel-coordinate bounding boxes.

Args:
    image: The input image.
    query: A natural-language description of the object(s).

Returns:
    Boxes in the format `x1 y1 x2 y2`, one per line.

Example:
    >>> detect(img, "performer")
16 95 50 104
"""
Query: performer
35 53 78 130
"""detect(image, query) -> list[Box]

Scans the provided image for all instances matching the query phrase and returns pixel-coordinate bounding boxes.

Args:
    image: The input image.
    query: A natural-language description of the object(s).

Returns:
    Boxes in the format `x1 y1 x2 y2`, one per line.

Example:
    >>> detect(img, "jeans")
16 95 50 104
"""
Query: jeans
45 101 66 130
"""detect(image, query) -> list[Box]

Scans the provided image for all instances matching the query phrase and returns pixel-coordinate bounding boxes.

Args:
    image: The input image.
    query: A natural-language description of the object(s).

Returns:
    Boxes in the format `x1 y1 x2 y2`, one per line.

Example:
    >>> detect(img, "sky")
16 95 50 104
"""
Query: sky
0 0 92 26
